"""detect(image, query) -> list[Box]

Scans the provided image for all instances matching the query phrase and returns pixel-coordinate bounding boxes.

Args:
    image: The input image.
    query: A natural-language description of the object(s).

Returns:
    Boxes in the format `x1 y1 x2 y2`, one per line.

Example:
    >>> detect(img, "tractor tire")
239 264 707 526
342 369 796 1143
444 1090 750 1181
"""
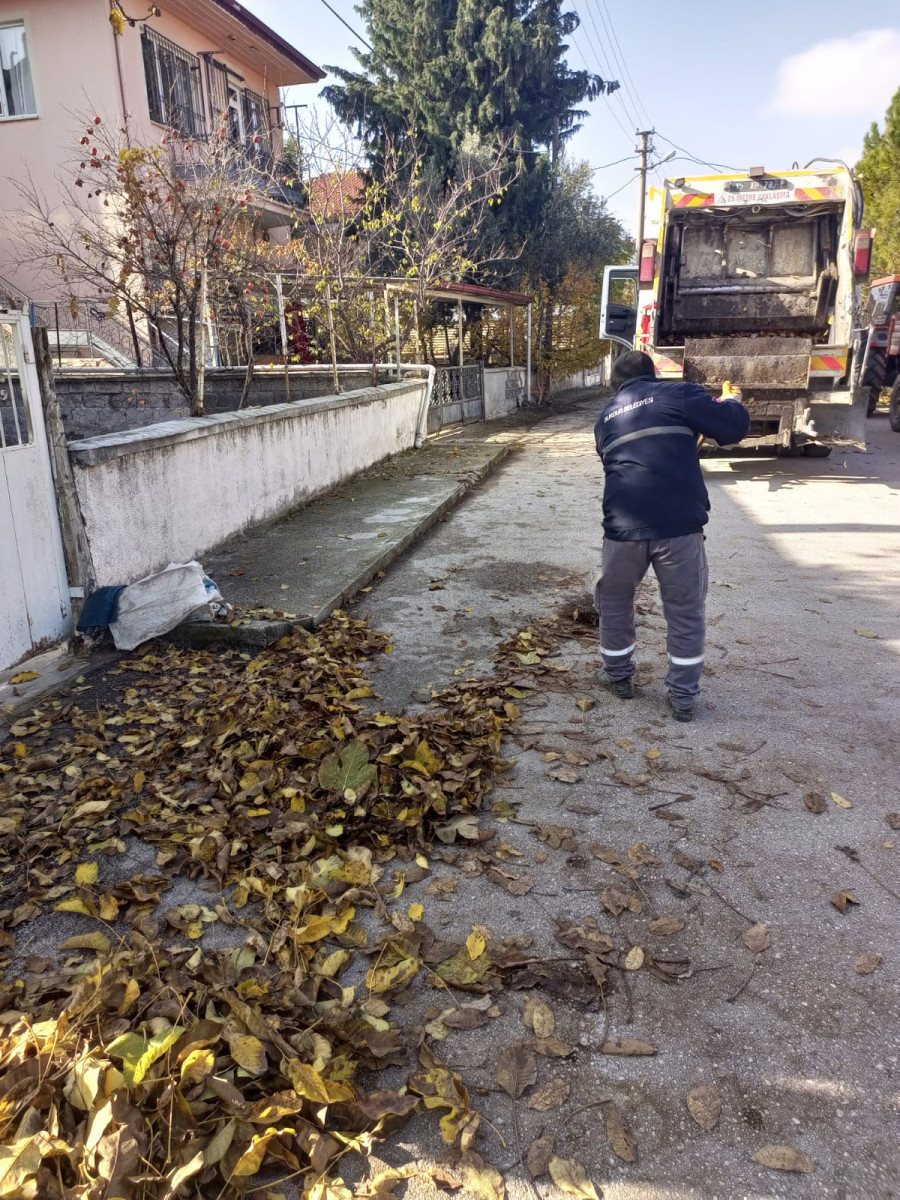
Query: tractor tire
802 443 832 458
890 381 900 433
866 387 881 417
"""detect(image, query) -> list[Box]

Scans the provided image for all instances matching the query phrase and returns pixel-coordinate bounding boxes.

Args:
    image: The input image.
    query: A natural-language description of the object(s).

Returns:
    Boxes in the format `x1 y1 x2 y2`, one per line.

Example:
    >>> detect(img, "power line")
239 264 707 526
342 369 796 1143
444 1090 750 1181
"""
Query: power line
654 132 739 173
601 173 638 203
315 0 375 53
569 31 634 144
594 0 653 128
574 1 641 132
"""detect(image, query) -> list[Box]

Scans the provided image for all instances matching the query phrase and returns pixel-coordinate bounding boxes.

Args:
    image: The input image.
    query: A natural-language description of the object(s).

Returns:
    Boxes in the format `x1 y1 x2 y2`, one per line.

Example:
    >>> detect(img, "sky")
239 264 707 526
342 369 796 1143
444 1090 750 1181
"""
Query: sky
246 0 900 235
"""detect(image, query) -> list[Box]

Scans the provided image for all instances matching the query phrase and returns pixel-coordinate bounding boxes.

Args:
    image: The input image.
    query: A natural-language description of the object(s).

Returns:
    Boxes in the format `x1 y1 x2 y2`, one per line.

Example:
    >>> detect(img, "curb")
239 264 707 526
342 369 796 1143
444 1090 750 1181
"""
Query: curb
172 442 512 647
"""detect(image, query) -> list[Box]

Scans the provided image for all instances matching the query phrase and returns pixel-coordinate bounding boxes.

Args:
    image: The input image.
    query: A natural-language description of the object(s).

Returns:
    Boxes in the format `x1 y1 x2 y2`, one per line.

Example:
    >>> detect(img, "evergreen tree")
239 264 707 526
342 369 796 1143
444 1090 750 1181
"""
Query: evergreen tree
857 86 900 276
323 0 617 172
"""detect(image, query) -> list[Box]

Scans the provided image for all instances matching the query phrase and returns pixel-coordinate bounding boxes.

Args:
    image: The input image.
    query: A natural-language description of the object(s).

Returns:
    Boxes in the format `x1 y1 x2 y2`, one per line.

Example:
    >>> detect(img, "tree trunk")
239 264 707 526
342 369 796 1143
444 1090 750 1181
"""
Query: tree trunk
34 328 95 610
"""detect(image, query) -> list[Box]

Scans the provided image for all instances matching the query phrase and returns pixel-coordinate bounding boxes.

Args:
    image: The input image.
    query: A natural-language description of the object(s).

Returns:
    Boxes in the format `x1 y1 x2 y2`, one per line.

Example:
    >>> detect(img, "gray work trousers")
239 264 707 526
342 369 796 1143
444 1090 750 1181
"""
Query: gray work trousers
593 532 708 708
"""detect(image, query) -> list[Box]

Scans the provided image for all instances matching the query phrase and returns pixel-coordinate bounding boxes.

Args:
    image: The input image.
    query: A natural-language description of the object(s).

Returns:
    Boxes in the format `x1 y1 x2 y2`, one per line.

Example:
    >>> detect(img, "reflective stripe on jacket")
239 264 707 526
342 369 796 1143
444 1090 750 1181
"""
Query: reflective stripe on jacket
594 378 750 541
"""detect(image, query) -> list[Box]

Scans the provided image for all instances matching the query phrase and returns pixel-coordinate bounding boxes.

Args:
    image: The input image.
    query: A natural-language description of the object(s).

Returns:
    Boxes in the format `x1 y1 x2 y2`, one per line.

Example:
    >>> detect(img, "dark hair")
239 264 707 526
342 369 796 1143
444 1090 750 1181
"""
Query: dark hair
611 350 657 390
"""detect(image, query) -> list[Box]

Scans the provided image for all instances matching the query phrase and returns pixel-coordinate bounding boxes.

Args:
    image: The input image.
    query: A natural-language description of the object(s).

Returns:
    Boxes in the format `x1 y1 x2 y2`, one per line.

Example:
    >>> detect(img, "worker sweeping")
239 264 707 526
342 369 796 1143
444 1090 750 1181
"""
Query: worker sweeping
593 351 750 721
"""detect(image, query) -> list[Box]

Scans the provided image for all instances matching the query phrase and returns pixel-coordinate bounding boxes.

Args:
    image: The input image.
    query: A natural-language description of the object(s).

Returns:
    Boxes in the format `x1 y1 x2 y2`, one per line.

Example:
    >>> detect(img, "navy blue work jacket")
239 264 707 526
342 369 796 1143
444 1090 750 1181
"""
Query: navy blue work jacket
594 379 750 541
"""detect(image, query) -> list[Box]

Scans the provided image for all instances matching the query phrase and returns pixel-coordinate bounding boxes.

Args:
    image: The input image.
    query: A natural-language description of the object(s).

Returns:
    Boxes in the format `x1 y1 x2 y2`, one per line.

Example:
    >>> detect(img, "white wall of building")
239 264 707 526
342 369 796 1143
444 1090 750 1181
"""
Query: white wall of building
70 381 426 585
483 367 525 419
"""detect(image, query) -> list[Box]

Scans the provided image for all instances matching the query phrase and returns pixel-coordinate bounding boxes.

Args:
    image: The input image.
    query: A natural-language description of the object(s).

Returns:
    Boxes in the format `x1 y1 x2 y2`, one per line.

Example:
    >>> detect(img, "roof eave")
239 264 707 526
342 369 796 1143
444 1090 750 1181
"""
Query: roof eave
210 0 326 83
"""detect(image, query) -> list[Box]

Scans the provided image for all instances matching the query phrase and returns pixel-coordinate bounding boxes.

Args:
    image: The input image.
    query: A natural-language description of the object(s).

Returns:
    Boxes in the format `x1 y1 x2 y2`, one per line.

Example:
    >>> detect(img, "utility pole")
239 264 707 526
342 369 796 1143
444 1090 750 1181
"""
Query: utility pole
636 129 653 250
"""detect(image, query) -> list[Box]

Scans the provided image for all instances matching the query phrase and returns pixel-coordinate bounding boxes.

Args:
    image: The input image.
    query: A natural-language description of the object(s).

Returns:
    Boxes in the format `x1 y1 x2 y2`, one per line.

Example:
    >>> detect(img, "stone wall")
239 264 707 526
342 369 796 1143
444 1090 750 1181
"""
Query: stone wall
54 367 393 440
68 380 427 585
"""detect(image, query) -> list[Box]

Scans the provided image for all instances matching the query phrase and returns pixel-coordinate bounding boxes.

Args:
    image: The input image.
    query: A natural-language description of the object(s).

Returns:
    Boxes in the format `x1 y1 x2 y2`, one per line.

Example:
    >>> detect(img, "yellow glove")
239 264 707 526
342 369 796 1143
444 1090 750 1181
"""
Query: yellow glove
719 379 742 401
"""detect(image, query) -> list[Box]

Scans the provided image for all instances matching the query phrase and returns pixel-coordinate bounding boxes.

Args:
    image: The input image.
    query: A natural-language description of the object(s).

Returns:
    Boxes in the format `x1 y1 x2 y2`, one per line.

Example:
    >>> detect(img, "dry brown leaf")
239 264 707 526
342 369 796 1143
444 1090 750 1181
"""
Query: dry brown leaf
548 766 582 784
628 842 658 865
548 1156 601 1200
742 923 770 953
854 951 882 975
527 1078 570 1111
496 1043 537 1099
523 997 555 1039
600 1038 656 1057
527 1133 555 1178
604 1102 637 1163
830 889 859 913
803 791 827 813
686 1083 722 1130
459 1151 506 1200
648 917 684 935
751 1144 815 1173
589 843 623 865
528 1035 574 1058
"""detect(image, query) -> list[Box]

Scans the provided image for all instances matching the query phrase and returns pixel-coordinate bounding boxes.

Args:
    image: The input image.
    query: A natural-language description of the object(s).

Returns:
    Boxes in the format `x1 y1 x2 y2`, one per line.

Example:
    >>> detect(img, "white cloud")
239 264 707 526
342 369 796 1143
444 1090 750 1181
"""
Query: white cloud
768 28 900 117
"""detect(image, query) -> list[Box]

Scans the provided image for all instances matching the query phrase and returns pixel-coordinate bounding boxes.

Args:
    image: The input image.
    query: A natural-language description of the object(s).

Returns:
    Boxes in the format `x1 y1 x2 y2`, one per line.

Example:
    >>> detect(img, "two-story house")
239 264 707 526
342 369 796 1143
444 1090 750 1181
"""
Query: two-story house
0 0 323 309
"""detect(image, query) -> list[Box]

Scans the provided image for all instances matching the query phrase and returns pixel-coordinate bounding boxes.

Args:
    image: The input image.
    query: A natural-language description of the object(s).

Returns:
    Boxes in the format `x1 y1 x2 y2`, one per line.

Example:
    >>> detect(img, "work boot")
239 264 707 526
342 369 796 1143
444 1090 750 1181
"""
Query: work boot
666 694 693 723
594 669 634 700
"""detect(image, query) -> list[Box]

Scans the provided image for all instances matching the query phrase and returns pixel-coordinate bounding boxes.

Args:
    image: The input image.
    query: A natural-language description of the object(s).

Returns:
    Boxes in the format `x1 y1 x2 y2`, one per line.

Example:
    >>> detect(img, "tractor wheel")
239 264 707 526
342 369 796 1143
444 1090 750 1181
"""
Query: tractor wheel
802 443 832 458
866 387 881 417
890 381 900 433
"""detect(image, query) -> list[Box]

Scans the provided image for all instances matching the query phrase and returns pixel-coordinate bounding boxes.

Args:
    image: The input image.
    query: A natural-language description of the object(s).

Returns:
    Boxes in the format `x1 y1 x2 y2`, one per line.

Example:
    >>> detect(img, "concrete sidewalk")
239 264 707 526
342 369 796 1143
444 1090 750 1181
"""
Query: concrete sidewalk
194 396 592 640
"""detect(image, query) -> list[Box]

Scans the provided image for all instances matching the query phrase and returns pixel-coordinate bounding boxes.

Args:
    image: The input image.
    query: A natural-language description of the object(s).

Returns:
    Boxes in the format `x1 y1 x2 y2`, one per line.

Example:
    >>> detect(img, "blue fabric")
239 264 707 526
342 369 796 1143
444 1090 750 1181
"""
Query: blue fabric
76 585 125 632
594 379 750 541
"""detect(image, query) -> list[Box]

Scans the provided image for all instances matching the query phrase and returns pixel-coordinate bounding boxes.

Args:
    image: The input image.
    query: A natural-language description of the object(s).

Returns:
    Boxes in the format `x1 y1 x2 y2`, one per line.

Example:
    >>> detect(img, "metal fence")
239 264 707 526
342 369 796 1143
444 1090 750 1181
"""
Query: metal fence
31 301 157 369
428 364 484 432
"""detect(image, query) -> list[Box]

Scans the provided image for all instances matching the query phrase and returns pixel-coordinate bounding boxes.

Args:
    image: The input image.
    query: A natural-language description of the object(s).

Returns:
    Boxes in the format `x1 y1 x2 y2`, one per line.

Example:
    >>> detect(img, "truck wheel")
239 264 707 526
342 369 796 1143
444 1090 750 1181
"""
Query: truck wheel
866 387 881 417
890 382 900 433
802 444 832 458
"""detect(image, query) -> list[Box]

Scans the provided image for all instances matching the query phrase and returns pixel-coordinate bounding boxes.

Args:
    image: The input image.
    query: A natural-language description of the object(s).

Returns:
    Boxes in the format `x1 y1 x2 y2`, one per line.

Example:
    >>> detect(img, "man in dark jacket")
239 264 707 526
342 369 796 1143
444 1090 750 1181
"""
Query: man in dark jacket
593 351 750 720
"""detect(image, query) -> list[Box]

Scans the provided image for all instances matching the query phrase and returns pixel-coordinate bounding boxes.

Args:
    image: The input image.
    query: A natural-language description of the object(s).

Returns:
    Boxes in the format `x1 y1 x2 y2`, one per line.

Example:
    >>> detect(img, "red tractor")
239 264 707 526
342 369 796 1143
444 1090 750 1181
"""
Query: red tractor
855 274 900 430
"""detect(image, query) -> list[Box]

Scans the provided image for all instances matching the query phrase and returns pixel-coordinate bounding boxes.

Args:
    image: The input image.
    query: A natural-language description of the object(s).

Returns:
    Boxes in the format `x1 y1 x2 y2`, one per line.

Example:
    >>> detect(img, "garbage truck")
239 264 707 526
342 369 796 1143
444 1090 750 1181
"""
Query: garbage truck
600 164 872 454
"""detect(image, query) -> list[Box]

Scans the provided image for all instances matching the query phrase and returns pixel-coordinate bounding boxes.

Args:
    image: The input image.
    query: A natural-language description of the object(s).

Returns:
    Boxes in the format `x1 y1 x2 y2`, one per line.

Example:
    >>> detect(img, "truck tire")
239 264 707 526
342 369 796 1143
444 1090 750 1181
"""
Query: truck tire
802 444 832 458
890 382 900 433
866 387 880 417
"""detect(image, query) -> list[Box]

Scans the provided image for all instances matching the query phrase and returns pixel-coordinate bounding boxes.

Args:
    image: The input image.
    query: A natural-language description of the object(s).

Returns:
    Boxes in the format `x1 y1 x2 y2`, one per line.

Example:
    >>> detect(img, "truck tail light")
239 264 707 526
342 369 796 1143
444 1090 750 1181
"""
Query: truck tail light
639 239 657 284
853 230 873 277
888 315 900 357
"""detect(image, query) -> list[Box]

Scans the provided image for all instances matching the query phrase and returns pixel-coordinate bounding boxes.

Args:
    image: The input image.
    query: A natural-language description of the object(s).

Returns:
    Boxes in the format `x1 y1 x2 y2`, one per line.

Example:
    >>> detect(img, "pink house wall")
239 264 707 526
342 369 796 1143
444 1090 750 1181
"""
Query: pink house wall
0 0 293 299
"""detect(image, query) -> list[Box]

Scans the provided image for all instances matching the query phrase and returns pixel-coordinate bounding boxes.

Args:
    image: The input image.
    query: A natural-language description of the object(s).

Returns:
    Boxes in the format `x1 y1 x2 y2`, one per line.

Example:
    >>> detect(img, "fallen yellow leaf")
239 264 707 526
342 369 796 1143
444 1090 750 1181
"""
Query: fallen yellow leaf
75 862 99 886
831 792 852 809
465 929 486 960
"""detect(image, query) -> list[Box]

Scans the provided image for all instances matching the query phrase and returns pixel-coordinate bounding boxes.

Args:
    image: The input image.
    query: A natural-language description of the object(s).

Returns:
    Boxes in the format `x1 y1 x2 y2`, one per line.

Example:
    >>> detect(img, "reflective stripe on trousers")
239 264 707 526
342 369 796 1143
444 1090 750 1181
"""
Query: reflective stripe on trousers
593 533 708 707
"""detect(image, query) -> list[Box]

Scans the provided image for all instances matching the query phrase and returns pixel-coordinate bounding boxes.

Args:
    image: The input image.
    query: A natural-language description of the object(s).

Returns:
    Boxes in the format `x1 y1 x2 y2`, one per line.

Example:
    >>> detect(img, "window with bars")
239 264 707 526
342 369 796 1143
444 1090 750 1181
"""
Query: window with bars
207 60 271 162
141 27 205 137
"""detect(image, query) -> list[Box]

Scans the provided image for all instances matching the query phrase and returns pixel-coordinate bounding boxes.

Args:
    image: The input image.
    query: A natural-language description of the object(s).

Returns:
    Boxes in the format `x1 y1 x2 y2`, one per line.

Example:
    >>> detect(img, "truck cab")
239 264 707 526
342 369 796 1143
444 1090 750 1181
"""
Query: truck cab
856 275 900 421
601 166 871 452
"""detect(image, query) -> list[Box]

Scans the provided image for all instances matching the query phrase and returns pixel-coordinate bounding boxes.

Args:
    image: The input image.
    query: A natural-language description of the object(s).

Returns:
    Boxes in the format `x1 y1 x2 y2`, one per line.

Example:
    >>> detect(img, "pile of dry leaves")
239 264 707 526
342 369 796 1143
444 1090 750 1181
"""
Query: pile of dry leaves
0 614 535 1199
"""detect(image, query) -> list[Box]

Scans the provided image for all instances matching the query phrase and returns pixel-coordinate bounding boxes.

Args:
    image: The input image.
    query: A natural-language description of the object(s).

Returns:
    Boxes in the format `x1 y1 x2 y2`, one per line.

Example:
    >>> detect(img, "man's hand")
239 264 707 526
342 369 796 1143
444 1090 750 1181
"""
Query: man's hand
717 380 743 402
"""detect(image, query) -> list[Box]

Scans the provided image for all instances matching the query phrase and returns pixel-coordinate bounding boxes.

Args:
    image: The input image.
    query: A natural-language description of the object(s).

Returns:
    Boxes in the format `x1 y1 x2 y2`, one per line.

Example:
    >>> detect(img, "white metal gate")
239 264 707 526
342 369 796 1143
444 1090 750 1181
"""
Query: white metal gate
0 311 70 671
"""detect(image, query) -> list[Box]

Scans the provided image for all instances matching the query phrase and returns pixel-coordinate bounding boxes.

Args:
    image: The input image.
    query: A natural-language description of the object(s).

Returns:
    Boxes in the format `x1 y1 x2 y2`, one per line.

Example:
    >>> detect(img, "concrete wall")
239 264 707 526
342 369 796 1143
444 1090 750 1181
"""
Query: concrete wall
54 367 392 440
69 380 426 585
549 365 607 396
484 367 525 419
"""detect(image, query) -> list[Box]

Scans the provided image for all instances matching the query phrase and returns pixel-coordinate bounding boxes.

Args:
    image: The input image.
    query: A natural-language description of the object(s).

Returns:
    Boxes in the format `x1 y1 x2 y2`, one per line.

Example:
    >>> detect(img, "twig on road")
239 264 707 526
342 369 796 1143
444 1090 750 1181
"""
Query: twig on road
705 881 758 926
837 845 900 904
726 961 757 1003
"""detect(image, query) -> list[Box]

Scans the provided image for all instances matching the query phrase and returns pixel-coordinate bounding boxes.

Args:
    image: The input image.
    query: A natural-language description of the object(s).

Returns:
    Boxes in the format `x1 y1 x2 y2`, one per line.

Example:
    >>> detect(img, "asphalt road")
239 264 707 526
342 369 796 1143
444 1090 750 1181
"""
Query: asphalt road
356 402 899 1199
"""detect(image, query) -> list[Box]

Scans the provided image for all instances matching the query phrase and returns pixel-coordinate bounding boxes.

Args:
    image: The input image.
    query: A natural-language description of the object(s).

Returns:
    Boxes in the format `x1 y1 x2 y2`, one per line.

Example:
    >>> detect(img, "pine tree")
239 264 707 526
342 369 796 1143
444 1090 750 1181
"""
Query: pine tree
323 0 616 170
857 86 900 276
